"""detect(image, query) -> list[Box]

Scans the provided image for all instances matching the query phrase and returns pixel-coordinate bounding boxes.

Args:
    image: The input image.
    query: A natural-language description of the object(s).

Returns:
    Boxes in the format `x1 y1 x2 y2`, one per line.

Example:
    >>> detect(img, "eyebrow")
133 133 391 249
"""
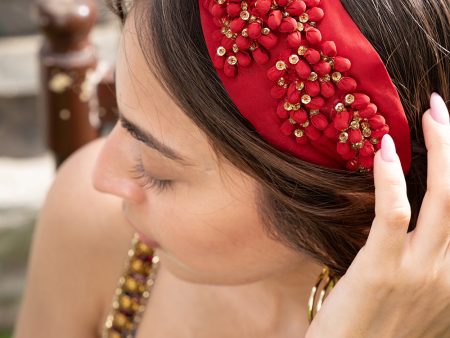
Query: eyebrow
118 111 194 166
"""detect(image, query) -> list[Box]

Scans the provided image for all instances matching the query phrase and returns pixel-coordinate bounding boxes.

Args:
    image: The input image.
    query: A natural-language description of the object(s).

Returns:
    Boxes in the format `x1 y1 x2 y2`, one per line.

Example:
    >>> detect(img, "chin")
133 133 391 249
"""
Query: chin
157 250 266 286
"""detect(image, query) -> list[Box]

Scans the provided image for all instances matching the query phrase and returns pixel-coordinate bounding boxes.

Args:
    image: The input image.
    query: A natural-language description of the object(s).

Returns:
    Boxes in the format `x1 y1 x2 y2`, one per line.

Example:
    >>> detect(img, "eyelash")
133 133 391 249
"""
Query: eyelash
129 156 172 192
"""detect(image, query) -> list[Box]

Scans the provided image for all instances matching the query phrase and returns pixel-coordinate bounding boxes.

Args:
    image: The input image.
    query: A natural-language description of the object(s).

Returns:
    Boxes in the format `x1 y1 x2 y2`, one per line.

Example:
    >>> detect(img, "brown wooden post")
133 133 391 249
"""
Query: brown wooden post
36 0 99 166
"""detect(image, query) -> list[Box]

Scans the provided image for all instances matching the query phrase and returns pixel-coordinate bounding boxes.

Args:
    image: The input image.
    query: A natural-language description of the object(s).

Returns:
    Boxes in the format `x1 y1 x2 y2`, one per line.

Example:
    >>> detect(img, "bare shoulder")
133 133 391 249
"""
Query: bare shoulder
13 138 135 338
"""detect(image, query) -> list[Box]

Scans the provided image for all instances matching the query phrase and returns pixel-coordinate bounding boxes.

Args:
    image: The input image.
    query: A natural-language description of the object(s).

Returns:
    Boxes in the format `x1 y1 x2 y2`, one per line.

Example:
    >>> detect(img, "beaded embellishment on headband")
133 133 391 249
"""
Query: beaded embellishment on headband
204 0 393 173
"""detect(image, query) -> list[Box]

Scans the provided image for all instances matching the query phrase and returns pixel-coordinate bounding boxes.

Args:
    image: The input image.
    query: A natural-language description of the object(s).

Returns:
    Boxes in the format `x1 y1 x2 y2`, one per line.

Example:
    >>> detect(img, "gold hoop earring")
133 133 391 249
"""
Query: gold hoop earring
307 266 339 323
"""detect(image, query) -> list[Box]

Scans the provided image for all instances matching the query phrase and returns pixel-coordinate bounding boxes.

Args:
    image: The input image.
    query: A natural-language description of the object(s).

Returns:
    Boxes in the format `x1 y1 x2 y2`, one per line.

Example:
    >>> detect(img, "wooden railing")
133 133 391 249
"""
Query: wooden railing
36 0 118 166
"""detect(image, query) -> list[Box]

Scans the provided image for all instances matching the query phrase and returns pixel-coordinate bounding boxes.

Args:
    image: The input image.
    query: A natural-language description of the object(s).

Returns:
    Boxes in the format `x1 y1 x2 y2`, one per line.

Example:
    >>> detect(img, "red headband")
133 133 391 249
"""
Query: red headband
199 0 412 174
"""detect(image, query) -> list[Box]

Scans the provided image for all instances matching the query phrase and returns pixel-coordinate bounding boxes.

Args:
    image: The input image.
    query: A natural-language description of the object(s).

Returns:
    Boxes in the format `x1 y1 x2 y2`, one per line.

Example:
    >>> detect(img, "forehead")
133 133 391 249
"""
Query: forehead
116 10 214 168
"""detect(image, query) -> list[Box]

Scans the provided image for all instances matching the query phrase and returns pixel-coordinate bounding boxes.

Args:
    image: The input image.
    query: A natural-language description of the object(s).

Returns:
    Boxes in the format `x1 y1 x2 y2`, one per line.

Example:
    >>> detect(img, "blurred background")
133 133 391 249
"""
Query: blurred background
0 0 121 336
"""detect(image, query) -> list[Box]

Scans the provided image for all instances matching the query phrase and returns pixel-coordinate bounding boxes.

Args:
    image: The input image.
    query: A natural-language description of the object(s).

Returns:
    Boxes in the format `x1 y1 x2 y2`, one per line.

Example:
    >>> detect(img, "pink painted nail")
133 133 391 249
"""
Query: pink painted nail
381 134 397 162
430 92 450 125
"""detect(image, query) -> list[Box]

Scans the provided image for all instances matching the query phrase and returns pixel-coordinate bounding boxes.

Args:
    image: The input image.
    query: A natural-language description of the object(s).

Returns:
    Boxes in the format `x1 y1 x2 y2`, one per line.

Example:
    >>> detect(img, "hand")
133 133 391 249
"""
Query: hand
305 93 450 338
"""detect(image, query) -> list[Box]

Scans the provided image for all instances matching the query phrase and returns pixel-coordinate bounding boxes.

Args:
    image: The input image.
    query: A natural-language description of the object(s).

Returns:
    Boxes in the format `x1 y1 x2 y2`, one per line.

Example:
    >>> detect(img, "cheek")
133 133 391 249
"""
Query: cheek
140 180 299 285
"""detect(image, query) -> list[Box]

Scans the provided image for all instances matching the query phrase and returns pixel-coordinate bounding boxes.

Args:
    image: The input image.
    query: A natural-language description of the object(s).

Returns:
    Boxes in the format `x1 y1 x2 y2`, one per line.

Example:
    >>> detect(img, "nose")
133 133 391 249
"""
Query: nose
91 122 146 203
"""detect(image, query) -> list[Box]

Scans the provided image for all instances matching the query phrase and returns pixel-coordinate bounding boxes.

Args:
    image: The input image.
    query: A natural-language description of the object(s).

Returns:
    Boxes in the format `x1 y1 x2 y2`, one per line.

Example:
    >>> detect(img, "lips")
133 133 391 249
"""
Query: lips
122 206 161 248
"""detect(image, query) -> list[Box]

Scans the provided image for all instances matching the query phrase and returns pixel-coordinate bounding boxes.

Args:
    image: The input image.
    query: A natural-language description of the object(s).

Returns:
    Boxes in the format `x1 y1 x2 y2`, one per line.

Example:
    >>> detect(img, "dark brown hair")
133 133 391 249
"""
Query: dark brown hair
107 0 449 276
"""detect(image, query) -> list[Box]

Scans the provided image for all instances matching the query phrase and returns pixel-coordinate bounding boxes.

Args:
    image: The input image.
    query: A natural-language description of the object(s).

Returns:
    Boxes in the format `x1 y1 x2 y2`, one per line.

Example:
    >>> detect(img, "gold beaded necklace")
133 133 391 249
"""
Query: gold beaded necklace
101 233 339 337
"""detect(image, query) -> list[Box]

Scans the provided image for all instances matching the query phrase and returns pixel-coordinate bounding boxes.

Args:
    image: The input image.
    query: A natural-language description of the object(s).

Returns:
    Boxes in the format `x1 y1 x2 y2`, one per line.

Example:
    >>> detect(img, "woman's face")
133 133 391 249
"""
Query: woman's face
92 11 311 286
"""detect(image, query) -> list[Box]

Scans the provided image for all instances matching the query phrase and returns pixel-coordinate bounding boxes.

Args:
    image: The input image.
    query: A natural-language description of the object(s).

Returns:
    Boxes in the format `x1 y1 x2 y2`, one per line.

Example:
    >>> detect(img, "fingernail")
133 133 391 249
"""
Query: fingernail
381 134 397 162
430 92 450 125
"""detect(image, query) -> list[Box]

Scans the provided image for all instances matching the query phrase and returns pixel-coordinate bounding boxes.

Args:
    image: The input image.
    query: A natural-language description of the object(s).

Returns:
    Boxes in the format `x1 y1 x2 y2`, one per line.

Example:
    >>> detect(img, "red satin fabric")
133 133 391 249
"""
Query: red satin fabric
199 0 412 175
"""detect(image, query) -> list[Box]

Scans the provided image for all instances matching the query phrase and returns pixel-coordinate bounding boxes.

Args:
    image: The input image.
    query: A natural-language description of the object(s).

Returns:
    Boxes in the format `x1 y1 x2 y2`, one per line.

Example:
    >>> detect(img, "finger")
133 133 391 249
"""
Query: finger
410 93 450 257
365 134 411 257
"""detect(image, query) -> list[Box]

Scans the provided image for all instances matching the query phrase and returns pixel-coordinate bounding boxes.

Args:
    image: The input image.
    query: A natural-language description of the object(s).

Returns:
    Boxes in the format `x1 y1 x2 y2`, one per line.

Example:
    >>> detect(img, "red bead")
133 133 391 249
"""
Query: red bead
346 159 359 171
320 81 335 98
337 141 351 155
211 4 226 18
236 51 252 67
333 111 351 130
268 10 283 30
288 90 302 103
321 41 337 57
280 119 295 135
369 114 386 129
304 0 320 6
223 62 237 77
324 124 339 139
311 113 328 130
337 77 357 92
307 7 324 21
351 93 370 109
296 135 309 145
360 140 375 157
221 36 234 49
305 26 322 44
313 61 331 76
286 0 307 16
255 0 272 16
287 31 302 48
258 33 278 49
227 3 241 17
358 155 374 169
248 22 262 39
304 48 321 64
371 125 390 139
292 108 308 124
359 103 377 118
305 125 321 140
236 35 251 50
349 129 363 143
277 101 289 118
305 80 320 96
306 96 325 109
276 0 290 6
295 60 311 79
230 17 246 33
267 66 285 81
252 47 270 65
279 17 298 33
333 56 351 72
271 85 288 99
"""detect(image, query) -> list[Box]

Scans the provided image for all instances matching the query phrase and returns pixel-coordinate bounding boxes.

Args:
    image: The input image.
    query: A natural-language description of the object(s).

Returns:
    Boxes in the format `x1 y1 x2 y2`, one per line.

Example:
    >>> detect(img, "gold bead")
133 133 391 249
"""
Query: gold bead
284 101 293 110
289 54 299 64
332 72 342 82
309 109 319 116
240 10 250 20
350 120 360 130
370 138 379 144
277 77 286 86
289 117 297 124
262 27 270 35
123 276 138 292
363 128 372 138
294 103 301 110
339 131 349 142
354 141 364 149
282 11 289 17
232 44 239 53
320 74 331 82
112 312 129 329
130 258 144 274
298 45 307 55
220 26 227 34
241 28 248 37
249 15 257 22
227 55 238 65
299 13 309 23
297 22 304 31
241 1 248 10
345 94 355 105
361 121 370 129
276 60 286 70
308 72 318 81
107 330 122 338
335 103 345 112
135 241 152 256
222 18 230 27
225 30 234 38
118 294 133 311
301 95 311 104
249 41 258 51
294 129 304 137
217 0 226 4
296 81 305 91
216 46 226 57
302 120 310 127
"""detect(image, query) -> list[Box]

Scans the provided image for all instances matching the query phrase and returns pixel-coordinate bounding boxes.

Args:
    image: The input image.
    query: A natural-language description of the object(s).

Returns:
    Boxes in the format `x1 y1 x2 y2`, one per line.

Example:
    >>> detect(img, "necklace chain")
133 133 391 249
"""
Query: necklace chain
101 233 338 337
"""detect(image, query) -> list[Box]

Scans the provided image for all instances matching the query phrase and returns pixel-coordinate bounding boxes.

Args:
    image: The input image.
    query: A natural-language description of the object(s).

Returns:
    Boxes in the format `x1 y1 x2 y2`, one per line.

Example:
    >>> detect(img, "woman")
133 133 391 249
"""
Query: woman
13 0 450 337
